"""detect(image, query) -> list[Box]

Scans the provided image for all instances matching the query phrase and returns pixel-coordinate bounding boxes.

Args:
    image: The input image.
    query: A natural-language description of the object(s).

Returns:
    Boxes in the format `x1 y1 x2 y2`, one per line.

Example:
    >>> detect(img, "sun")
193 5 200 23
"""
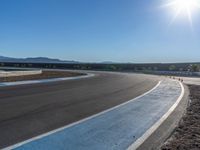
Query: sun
162 0 200 25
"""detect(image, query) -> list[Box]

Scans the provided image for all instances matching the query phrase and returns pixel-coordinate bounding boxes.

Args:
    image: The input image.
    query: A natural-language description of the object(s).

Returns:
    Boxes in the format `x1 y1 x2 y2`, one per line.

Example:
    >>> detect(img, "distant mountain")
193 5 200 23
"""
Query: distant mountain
0 56 13 60
100 61 117 64
0 56 79 64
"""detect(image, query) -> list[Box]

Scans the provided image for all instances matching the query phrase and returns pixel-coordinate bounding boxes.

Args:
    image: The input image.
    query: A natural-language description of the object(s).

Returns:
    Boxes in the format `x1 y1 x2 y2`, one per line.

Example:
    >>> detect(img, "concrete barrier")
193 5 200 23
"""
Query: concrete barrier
0 70 42 77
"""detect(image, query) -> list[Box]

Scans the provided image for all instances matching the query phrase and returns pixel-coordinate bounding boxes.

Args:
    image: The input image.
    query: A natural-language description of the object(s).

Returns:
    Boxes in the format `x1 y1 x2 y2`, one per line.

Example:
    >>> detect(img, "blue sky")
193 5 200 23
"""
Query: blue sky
0 0 200 63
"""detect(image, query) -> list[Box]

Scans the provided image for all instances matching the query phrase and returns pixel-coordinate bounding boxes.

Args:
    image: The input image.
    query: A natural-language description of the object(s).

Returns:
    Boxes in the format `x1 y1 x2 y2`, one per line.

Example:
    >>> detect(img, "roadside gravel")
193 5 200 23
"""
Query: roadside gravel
161 84 200 150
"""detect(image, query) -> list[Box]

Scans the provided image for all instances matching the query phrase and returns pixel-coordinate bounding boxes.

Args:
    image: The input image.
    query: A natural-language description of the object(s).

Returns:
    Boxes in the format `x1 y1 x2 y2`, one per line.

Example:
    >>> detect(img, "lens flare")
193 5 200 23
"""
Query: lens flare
161 0 200 27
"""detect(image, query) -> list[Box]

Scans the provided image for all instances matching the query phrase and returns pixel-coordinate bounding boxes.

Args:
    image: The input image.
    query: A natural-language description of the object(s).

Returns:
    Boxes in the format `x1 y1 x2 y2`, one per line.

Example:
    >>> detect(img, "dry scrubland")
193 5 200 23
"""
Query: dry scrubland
161 85 200 150
0 71 85 82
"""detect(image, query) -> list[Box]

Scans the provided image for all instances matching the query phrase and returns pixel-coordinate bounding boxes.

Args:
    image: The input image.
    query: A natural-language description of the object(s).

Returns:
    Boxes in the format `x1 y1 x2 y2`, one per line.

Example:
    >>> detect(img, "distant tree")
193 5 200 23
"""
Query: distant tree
179 68 183 71
190 64 200 72
134 67 138 71
105 65 117 71
169 65 176 71
81 66 87 70
75 65 80 69
0 63 4 67
87 66 91 69
21 64 26 67
109 65 117 70
153 67 158 71
28 64 33 67
147 67 152 70
142 67 146 71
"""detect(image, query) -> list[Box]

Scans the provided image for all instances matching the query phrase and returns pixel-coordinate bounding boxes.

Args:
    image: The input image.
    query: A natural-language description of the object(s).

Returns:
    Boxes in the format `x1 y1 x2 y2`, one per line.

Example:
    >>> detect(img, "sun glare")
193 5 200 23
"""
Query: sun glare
162 0 200 26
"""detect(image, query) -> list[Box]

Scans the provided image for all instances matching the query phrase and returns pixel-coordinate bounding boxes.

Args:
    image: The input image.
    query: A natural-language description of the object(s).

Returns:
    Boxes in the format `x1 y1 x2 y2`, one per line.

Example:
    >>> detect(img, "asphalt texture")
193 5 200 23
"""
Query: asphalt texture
137 84 189 150
182 77 200 85
13 80 182 150
0 72 158 148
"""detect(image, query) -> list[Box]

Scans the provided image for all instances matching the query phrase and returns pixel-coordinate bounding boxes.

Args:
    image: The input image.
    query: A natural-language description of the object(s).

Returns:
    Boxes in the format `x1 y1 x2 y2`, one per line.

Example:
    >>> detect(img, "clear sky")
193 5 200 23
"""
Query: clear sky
0 0 200 63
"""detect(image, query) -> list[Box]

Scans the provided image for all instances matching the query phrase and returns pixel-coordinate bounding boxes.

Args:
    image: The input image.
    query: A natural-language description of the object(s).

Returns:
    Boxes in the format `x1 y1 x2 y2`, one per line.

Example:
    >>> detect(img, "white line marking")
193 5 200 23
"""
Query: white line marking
128 81 184 150
3 81 161 150
0 73 95 87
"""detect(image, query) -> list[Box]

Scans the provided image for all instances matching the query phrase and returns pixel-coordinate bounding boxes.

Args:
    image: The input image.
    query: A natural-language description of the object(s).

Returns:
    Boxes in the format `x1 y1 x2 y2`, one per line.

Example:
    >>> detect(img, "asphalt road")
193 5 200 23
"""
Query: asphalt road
182 76 200 85
12 80 183 150
0 72 158 148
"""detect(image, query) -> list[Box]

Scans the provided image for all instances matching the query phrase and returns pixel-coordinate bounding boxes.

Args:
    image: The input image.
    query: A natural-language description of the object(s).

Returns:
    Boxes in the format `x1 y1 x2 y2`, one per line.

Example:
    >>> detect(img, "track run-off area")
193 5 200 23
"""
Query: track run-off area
0 71 184 150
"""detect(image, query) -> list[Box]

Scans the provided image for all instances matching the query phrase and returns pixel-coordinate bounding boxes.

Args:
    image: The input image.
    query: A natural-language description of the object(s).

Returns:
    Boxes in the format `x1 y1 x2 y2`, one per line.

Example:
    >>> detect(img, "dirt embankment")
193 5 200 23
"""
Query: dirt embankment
0 71 85 82
161 85 200 150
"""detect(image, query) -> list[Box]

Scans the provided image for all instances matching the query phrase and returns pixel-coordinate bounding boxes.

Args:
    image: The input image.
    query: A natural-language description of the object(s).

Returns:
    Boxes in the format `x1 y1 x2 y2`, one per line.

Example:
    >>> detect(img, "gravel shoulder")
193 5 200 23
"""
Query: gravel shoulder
0 71 85 82
161 84 200 150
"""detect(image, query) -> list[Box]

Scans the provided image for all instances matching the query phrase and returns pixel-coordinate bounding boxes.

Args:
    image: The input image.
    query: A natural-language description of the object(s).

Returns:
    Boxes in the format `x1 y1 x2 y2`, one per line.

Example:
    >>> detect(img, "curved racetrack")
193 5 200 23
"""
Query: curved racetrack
0 71 159 148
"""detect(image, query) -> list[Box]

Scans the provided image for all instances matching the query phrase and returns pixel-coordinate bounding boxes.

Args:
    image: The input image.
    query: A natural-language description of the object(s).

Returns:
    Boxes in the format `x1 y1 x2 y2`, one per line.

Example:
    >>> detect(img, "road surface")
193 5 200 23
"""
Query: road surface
182 76 200 85
0 72 159 148
11 80 183 150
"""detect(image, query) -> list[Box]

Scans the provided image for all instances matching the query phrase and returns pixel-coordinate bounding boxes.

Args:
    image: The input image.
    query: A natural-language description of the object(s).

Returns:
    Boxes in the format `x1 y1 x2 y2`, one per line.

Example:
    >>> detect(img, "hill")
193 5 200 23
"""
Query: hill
0 56 79 64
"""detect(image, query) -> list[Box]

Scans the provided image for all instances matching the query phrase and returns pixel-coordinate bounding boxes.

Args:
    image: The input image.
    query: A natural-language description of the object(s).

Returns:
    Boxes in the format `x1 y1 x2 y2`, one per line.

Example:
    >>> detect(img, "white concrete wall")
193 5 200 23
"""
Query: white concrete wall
0 70 42 77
